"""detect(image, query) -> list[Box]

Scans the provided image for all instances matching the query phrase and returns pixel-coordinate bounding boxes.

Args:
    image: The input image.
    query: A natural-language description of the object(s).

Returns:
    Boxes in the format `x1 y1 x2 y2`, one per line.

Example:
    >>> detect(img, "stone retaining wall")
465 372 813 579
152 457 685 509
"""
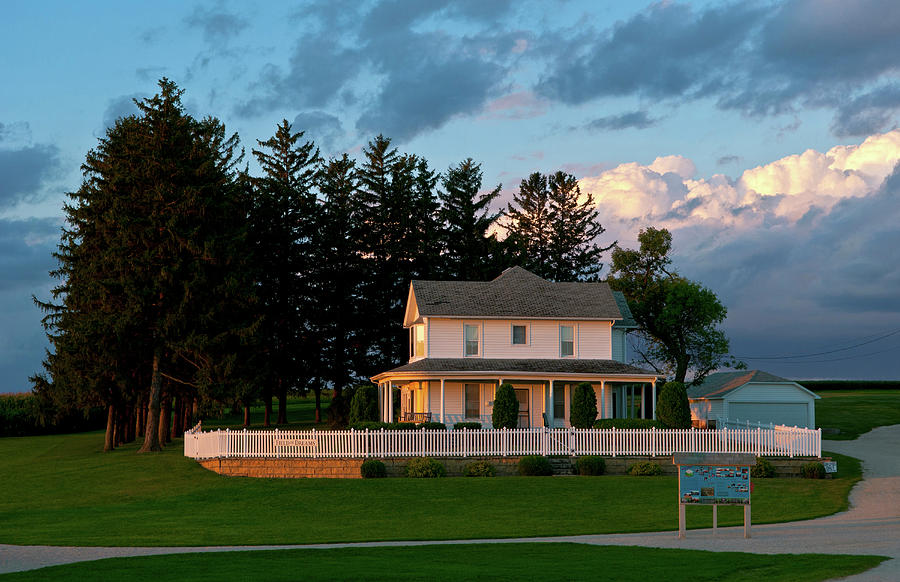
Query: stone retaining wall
198 455 822 479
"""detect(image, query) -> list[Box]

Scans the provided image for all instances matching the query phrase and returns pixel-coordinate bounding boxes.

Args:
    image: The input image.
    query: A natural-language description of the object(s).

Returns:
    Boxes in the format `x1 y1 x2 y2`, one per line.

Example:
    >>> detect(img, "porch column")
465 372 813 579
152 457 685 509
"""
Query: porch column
641 384 646 419
548 380 555 427
440 378 445 424
388 382 394 423
651 381 657 420
630 385 635 418
600 381 605 419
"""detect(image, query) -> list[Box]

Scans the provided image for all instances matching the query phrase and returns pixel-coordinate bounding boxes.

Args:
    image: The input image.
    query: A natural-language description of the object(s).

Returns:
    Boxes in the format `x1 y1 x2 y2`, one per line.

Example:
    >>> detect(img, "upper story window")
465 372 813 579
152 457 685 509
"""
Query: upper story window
464 324 480 356
560 324 575 357
511 324 527 345
410 324 425 358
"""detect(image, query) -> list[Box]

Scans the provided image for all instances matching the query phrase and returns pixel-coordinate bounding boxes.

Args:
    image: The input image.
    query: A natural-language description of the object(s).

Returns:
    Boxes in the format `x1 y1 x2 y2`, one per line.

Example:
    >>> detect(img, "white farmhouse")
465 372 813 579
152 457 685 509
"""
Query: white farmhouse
371 267 660 428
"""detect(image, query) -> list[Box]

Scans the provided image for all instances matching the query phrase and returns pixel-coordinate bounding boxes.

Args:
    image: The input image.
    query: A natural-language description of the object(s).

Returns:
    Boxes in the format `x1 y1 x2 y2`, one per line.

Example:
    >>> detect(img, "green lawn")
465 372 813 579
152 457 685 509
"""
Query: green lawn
816 389 900 440
0 430 861 546
0 544 886 582
200 394 330 431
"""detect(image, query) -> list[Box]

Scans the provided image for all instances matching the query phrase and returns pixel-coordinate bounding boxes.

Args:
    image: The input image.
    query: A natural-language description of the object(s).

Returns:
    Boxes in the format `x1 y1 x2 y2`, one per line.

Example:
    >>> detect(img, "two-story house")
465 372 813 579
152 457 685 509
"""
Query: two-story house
370 267 660 428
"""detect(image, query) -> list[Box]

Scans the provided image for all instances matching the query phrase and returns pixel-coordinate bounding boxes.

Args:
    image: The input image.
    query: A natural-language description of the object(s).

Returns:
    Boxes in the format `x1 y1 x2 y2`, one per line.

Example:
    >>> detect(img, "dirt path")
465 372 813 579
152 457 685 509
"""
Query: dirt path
2 425 897 580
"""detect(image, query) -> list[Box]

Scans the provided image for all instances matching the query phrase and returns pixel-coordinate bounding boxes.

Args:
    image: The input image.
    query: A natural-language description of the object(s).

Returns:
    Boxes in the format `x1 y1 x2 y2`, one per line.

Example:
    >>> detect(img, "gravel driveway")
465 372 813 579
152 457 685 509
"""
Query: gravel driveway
2 424 897 580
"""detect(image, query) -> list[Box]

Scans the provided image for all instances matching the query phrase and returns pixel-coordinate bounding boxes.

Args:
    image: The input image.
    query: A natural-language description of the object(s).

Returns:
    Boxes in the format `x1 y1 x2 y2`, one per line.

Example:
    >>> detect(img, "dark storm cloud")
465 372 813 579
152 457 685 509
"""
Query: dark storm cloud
0 144 61 209
184 4 248 47
537 0 900 138
239 0 517 141
0 217 59 292
292 111 344 152
586 111 657 131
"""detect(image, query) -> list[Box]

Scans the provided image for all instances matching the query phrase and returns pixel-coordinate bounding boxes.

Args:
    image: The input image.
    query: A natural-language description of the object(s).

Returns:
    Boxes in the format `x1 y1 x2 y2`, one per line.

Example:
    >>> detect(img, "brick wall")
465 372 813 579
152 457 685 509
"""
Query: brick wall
197 455 821 479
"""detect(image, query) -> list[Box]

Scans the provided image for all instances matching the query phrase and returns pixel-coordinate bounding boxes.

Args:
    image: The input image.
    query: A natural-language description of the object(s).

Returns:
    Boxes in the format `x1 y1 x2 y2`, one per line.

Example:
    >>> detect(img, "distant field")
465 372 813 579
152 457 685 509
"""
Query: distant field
200 394 331 431
815 389 900 440
798 380 900 391
0 544 885 582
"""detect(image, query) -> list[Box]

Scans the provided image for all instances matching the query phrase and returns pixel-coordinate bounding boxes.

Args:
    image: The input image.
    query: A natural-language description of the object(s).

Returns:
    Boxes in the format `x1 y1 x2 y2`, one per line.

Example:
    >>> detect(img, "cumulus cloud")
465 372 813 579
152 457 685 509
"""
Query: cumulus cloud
102 93 145 130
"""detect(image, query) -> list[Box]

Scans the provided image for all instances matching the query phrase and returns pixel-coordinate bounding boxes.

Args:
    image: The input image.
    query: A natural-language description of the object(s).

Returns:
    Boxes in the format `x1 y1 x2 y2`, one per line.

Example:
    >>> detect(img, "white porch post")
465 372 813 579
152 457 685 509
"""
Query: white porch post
388 382 394 422
600 381 606 419
440 378 445 424
651 381 657 420
630 385 635 418
548 380 555 427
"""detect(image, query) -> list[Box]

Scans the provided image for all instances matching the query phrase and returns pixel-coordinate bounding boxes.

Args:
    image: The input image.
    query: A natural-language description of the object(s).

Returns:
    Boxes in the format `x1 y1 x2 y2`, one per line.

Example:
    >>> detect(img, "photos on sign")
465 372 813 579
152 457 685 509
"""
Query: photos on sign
679 465 750 505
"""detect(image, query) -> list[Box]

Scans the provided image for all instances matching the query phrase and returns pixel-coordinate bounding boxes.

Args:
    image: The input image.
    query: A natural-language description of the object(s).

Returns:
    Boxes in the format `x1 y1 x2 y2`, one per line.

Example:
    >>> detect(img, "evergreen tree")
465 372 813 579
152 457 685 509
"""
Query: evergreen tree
438 158 504 280
250 120 321 425
505 172 553 275
656 381 692 428
570 382 598 428
492 383 519 429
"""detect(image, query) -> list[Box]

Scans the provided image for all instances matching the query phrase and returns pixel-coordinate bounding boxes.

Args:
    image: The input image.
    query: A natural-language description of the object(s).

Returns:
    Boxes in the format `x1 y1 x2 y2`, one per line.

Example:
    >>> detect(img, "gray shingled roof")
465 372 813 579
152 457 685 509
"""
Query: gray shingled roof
611 291 637 328
373 358 658 379
411 266 622 320
687 370 791 399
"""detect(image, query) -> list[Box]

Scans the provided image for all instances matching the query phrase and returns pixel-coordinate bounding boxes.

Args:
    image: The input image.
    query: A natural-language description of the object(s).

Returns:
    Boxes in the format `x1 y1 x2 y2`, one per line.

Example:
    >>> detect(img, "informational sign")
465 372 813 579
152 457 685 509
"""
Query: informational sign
822 461 837 474
274 438 317 448
679 465 750 505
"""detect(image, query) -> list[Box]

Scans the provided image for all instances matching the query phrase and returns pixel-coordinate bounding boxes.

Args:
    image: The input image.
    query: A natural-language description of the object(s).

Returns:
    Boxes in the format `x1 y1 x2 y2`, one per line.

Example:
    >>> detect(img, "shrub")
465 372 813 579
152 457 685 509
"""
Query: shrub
349 421 388 431
463 460 496 477
453 422 482 430
593 418 664 429
656 382 692 429
387 422 420 431
751 457 776 478
575 456 606 476
492 383 519 429
628 461 663 476
406 457 446 478
518 455 553 476
418 422 447 430
348 385 378 425
801 461 826 479
570 382 598 428
360 459 386 479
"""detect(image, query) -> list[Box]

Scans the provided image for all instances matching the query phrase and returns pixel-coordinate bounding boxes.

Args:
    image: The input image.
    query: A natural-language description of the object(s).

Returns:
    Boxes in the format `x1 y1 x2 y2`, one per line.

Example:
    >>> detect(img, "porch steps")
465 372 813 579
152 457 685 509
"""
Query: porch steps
548 457 575 476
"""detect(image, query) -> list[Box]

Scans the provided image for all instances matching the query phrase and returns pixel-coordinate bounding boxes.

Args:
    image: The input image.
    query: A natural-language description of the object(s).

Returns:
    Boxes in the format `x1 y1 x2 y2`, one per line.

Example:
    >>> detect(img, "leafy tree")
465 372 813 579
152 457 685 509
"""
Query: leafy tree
570 382 598 428
438 158 504 280
349 385 378 424
492 383 519 429
609 227 742 384
250 120 321 425
655 381 692 429
505 171 613 281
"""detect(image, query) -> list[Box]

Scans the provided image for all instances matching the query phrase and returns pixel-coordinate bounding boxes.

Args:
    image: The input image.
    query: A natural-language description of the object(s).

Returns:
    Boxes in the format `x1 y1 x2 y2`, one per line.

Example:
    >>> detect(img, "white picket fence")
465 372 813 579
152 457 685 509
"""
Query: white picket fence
184 423 821 460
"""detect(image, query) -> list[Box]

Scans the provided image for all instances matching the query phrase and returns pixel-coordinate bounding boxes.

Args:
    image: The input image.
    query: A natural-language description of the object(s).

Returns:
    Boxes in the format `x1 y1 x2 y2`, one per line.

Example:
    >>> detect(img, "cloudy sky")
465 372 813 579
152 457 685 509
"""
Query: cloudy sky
2 0 900 390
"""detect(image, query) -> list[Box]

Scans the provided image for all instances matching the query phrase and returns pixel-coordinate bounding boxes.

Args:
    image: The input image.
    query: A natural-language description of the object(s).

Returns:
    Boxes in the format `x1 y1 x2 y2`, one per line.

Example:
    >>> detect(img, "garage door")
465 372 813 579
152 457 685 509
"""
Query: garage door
728 402 810 427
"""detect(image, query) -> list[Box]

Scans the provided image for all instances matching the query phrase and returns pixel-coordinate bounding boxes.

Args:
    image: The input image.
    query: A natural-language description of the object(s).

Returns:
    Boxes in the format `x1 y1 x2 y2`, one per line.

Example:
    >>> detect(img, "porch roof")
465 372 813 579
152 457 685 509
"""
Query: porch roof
371 358 659 382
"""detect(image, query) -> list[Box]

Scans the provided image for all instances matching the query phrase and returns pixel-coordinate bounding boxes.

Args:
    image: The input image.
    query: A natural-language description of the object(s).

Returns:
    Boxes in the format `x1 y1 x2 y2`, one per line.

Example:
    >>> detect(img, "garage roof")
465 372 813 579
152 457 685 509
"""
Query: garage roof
687 370 808 399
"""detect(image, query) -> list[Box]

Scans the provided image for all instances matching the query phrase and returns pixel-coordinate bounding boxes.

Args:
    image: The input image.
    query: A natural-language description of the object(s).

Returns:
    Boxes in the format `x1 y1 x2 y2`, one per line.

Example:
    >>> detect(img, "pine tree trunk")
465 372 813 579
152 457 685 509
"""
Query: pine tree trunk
263 394 272 427
139 348 163 453
172 395 183 438
104 404 115 452
314 388 321 424
160 395 172 444
135 397 144 441
115 407 126 446
243 404 251 427
125 405 135 443
277 379 287 425
191 398 199 426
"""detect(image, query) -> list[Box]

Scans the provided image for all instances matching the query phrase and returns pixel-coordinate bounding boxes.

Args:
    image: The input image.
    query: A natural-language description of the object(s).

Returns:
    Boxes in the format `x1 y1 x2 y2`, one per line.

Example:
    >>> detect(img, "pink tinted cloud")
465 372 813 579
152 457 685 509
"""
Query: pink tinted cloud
481 91 547 120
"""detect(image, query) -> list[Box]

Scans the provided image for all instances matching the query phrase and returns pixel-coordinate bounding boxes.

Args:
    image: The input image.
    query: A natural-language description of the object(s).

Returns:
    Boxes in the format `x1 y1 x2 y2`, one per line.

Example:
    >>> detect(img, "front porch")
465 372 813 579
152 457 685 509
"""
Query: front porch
371 359 660 428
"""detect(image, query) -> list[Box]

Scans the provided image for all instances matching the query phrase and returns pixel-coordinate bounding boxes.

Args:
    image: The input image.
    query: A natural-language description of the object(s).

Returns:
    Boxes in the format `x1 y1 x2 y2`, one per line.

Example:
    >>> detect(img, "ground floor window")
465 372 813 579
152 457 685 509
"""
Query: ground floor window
465 383 479 418
553 385 566 419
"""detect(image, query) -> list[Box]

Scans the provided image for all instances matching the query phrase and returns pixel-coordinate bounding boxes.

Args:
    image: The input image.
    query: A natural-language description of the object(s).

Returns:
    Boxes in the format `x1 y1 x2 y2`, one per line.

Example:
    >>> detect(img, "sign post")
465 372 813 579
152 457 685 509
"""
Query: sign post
673 453 756 539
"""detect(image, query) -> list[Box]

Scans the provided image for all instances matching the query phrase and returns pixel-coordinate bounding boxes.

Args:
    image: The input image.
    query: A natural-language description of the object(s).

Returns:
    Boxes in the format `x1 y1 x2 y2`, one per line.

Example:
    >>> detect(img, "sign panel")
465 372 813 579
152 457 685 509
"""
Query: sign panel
274 438 318 448
679 465 750 505
823 461 837 474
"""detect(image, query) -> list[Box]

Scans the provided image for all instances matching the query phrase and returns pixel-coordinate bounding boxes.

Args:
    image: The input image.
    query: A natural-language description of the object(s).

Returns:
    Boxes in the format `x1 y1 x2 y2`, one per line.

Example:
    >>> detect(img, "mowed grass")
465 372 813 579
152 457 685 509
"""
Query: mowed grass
816 389 900 440
0 544 886 582
200 394 330 431
0 429 862 547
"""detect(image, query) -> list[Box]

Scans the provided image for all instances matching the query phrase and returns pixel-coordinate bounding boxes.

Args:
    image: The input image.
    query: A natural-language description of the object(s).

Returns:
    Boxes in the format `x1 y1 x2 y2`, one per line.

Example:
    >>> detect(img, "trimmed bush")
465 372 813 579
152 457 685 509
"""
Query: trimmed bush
628 461 663 476
463 460 496 477
751 457 776 478
406 457 446 478
348 421 388 430
518 455 553 476
570 382 598 428
387 422 420 431
418 422 447 430
453 422 482 430
575 456 606 476
801 461 826 479
348 385 378 425
656 381 692 429
492 383 519 429
593 418 664 429
360 459 386 479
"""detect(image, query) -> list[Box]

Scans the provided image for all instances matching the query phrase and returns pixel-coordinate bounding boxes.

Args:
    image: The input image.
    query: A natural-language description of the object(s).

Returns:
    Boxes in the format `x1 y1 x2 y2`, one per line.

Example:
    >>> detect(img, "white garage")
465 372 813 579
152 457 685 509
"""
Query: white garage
688 370 819 429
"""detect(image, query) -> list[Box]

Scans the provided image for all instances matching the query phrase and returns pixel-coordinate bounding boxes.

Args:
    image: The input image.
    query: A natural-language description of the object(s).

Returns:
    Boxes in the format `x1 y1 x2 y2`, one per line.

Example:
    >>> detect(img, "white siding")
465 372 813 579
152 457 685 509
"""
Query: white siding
723 382 817 428
689 399 724 423
424 318 613 360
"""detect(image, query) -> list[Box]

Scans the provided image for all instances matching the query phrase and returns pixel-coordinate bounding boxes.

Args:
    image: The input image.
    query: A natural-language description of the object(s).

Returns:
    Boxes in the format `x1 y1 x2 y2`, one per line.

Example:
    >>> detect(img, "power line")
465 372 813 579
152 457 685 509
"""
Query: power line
757 342 900 364
737 328 900 360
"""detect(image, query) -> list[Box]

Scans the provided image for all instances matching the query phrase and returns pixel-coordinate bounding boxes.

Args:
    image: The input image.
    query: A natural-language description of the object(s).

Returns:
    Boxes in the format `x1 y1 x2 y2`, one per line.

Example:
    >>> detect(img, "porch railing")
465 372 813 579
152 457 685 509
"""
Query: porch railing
184 425 821 460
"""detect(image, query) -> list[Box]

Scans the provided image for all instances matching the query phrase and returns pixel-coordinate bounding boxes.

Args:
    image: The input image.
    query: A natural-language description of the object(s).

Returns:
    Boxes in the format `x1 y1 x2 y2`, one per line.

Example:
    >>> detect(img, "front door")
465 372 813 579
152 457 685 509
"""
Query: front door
515 389 530 428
